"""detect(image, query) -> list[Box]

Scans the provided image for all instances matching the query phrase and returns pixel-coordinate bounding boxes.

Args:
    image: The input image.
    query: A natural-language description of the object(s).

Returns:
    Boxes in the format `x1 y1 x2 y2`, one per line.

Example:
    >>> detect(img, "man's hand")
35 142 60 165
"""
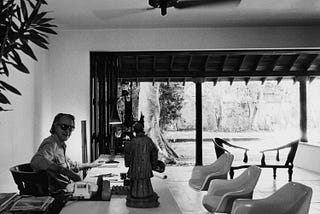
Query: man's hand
80 162 102 170
88 162 102 168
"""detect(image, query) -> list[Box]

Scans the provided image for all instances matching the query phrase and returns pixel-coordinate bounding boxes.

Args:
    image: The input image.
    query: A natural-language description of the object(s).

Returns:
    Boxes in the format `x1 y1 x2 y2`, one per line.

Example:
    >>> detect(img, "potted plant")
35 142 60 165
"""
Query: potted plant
0 0 56 111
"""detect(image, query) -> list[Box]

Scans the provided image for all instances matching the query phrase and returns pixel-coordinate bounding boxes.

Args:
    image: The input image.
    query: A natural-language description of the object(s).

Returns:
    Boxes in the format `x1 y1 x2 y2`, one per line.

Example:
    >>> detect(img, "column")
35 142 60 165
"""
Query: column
194 78 204 166
299 76 308 142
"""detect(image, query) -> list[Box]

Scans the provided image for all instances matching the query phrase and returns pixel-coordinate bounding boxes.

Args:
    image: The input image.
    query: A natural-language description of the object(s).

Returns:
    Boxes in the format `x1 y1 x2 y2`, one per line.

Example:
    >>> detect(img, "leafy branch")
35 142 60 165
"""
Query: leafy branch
0 0 57 111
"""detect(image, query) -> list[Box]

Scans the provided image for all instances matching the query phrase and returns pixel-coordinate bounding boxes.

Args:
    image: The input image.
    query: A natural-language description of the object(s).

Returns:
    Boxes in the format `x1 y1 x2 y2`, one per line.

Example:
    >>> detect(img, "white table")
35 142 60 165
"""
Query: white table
84 158 127 188
60 157 182 214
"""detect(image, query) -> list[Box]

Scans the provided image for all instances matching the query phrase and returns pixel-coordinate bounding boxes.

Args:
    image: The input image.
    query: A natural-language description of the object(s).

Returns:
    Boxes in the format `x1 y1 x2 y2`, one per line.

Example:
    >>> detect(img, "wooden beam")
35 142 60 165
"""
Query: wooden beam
203 55 209 72
245 77 250 86
252 55 263 71
307 55 320 71
288 54 300 71
213 78 218 86
229 78 234 86
170 55 175 71
269 55 281 71
309 76 316 83
292 54 318 71
153 55 156 72
277 77 283 85
236 55 246 72
222 55 229 72
187 55 192 72
135 56 139 73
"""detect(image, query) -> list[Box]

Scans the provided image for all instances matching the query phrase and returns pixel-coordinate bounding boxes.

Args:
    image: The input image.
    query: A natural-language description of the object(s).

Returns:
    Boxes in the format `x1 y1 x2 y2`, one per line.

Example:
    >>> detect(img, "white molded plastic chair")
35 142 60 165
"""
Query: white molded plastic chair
189 153 234 191
202 165 261 214
231 182 313 214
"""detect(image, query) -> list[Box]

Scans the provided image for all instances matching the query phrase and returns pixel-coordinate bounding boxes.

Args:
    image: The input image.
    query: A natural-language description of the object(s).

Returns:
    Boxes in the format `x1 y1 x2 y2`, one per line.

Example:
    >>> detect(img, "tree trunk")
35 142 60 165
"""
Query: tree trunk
138 82 179 163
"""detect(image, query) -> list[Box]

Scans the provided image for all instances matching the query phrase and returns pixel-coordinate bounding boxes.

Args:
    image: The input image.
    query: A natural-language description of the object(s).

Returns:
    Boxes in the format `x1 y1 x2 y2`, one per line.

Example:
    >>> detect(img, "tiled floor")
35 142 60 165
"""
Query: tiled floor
165 165 320 214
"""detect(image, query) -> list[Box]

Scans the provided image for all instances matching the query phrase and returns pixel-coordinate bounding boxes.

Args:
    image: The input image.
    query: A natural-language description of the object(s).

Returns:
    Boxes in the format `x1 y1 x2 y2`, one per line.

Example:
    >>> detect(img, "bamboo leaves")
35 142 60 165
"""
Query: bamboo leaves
0 0 56 111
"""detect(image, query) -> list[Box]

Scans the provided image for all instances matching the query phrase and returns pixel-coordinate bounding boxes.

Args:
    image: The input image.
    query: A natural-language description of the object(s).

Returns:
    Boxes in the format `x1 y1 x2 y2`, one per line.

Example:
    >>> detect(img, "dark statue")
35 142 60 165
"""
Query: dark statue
124 122 160 208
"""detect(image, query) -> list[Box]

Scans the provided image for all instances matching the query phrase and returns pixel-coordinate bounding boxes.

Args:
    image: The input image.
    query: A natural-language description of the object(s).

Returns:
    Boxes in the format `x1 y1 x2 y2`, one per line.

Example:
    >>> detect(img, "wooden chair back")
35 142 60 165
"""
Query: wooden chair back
10 163 49 196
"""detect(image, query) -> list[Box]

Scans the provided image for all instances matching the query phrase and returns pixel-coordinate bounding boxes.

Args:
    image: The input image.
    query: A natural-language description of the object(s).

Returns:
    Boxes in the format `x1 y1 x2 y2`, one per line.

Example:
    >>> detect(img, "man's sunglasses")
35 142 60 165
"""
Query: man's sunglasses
58 124 75 132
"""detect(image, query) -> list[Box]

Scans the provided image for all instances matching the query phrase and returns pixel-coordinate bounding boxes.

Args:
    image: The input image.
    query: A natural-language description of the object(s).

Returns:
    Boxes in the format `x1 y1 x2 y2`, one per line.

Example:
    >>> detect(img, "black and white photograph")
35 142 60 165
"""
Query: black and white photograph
1 0 320 213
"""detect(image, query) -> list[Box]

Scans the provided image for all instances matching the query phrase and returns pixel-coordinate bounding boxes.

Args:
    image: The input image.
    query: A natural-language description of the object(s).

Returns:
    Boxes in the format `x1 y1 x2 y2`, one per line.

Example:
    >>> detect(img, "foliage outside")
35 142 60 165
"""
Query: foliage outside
164 81 300 133
123 80 305 162
136 80 299 133
0 0 56 111
159 82 184 130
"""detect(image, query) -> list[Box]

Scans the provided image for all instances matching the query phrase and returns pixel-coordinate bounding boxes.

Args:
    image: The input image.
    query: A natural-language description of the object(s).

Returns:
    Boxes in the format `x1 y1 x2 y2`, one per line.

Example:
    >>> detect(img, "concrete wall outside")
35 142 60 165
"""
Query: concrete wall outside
295 143 320 173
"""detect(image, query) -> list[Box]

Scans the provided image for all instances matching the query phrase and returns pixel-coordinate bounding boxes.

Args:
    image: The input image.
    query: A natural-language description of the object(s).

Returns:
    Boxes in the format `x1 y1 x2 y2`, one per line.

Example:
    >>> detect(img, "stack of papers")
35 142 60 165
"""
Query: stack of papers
0 192 18 212
9 196 54 212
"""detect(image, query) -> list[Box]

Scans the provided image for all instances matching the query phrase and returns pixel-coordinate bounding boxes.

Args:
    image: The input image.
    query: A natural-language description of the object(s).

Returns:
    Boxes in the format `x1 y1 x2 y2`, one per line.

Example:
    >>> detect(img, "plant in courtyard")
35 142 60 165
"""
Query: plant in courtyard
0 0 56 111
159 82 184 130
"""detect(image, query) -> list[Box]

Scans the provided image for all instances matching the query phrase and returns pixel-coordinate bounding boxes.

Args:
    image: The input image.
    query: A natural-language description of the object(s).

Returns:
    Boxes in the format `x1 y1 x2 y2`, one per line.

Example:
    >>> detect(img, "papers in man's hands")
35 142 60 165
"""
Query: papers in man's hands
9 195 54 211
97 162 119 168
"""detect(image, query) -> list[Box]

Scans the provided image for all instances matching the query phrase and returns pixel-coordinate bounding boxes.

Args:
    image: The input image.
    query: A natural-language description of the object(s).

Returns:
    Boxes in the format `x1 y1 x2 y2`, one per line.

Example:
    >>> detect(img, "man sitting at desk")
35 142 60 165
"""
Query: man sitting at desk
124 122 159 208
30 113 99 195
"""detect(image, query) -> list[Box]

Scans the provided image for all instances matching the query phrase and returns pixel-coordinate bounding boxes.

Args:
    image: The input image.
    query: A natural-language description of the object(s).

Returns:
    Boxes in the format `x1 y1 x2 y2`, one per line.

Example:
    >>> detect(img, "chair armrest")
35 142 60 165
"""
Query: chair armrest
259 140 298 153
216 188 251 213
222 139 249 151
212 139 231 154
259 140 299 165
207 179 242 196
200 171 229 190
231 199 255 214
214 138 249 163
231 198 280 214
190 165 221 180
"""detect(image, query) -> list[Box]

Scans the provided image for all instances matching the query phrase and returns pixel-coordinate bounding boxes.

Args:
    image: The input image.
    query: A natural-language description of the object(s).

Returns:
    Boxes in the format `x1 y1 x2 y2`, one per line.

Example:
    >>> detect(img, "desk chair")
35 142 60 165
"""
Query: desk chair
10 163 49 196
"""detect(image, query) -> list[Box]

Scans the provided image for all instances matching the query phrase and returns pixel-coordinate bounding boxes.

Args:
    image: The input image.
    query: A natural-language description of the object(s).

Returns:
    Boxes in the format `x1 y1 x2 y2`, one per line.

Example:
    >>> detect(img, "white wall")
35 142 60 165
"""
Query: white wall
295 143 320 173
0 47 49 192
2 26 320 192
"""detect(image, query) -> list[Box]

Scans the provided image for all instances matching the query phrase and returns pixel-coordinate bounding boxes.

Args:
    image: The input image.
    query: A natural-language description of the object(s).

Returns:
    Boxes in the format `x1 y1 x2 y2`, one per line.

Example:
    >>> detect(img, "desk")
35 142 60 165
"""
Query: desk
84 158 126 188
60 158 182 214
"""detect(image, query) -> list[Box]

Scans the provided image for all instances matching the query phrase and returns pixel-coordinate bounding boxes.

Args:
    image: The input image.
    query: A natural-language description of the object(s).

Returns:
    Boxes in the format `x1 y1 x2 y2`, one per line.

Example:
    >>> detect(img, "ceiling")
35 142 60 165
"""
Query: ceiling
46 0 320 29
47 1 320 82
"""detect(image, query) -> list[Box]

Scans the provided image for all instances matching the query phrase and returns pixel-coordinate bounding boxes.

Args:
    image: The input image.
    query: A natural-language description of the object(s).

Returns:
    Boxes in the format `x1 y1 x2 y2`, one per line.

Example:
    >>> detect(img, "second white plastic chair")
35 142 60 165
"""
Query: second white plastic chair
189 153 234 191
202 165 261 214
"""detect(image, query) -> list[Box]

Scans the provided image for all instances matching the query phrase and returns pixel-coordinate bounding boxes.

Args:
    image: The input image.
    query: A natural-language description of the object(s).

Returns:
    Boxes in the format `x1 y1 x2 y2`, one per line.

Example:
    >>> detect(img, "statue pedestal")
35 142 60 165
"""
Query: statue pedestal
126 192 159 208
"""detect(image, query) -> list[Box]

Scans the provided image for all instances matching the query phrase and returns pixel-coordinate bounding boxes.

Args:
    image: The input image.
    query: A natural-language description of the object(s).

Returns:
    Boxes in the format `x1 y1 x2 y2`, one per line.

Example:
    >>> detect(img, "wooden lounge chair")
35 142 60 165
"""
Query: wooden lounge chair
213 138 299 181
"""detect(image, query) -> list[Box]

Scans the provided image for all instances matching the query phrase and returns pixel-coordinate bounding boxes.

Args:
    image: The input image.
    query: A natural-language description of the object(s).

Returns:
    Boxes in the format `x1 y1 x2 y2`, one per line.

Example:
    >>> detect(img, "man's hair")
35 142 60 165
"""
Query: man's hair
50 113 75 134
133 122 144 133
